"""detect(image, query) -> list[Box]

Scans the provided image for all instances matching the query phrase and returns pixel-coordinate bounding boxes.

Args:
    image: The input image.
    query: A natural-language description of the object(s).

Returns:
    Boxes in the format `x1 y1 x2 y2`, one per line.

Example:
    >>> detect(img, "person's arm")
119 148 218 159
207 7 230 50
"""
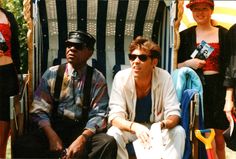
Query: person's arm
30 70 54 127
111 117 151 145
161 115 180 129
42 125 63 151
111 117 134 132
158 71 182 130
83 71 110 133
224 88 234 111
65 129 94 159
111 114 180 132
223 25 236 122
30 68 63 151
6 10 21 73
224 88 234 122
159 76 180 129
177 58 206 70
177 27 206 70
108 70 151 144
108 71 136 132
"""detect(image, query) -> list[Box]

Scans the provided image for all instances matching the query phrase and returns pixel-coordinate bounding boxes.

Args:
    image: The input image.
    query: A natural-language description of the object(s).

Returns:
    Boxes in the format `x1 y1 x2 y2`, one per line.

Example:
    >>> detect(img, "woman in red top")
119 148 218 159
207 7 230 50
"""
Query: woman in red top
0 6 20 158
177 0 229 158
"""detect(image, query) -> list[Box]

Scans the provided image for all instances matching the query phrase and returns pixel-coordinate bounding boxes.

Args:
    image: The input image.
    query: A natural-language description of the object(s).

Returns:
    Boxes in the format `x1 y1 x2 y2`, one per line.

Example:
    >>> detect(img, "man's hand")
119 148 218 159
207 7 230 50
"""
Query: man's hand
42 125 63 152
65 129 94 159
48 131 63 151
131 123 150 145
224 88 235 122
65 135 87 159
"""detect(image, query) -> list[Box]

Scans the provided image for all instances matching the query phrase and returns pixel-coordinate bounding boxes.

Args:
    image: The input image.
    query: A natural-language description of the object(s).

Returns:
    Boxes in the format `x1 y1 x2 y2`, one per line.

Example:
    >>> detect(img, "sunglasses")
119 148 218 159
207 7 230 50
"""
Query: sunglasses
128 53 152 62
66 42 85 50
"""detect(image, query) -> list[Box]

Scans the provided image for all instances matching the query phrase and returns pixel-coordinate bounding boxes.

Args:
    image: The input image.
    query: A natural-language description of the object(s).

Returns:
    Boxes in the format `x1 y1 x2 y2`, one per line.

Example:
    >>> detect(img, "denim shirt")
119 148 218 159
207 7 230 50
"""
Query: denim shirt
31 63 109 133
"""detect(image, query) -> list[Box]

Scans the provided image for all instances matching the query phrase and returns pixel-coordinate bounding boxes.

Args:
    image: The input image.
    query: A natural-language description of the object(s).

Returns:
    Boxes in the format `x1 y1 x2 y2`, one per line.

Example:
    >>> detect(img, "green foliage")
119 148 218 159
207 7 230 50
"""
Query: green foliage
2 0 28 73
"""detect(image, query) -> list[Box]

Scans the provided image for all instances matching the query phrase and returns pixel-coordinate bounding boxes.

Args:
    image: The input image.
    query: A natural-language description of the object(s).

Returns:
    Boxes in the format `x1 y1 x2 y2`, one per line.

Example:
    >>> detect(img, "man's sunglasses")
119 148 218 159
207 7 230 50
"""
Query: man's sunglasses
128 53 152 62
66 42 85 50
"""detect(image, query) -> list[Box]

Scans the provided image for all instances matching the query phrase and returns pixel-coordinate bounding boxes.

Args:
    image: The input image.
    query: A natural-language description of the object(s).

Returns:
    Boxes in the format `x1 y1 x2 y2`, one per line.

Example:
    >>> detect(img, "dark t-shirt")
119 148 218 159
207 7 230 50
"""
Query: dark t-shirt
134 91 152 123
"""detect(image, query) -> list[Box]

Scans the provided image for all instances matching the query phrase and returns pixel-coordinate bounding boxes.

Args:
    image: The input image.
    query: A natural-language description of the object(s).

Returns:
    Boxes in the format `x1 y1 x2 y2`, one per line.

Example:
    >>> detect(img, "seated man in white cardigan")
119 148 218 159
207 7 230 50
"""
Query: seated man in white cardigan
107 36 186 159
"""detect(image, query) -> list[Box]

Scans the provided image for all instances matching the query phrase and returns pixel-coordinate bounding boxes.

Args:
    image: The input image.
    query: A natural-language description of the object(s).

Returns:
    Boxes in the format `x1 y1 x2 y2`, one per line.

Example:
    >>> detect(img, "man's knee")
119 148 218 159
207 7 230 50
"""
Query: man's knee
172 125 186 139
101 133 117 149
90 133 117 159
107 126 123 142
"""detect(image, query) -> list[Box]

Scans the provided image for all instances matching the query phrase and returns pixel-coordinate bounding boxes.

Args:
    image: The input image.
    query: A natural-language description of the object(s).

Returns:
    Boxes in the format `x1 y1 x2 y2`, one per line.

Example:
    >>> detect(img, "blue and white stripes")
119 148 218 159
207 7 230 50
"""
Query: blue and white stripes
33 0 175 92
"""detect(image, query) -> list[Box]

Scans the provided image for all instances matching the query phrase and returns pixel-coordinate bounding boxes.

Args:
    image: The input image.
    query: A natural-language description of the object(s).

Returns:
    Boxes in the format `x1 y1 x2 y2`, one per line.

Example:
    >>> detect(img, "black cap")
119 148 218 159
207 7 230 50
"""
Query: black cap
66 30 96 49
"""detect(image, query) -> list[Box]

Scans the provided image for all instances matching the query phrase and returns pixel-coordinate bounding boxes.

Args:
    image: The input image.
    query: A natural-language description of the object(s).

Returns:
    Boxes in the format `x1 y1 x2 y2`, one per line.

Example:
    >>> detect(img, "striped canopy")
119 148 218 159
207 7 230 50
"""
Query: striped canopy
33 0 176 92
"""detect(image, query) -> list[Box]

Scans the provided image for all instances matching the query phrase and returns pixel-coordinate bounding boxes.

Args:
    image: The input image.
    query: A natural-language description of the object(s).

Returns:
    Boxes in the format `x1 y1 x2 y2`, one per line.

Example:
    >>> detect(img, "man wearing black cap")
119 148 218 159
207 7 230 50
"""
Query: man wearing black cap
12 30 117 159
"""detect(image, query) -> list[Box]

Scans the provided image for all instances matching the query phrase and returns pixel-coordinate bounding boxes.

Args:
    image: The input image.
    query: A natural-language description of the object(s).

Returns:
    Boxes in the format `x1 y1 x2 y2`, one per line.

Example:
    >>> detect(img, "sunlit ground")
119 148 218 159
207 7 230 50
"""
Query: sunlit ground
6 136 11 159
226 146 236 159
6 136 236 159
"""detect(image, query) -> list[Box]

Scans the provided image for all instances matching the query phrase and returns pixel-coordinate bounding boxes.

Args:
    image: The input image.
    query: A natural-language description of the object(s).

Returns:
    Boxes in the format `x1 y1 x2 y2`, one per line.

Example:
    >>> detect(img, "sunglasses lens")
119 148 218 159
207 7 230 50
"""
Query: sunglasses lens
139 55 148 62
128 54 149 62
66 43 84 50
128 54 137 61
74 44 84 50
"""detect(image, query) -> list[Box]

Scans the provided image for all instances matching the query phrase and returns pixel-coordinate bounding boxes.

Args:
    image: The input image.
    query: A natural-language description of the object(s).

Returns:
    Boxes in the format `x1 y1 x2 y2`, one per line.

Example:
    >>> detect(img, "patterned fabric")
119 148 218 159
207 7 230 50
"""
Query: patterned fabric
30 63 109 133
202 43 220 72
0 23 11 57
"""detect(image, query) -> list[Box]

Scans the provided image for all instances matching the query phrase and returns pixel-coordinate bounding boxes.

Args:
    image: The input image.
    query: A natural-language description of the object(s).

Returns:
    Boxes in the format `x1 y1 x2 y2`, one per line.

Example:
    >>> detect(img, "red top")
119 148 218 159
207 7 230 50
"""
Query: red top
201 43 220 72
0 23 12 57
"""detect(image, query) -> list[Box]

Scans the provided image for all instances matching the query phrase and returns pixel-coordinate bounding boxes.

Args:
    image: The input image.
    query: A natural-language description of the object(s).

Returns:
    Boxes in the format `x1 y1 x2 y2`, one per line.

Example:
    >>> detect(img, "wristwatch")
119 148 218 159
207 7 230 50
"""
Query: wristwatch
81 133 90 141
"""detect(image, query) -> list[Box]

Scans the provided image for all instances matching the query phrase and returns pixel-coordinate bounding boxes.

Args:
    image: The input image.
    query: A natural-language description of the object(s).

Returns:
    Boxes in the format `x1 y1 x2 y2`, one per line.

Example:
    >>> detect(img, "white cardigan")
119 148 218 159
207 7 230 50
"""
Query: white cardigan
108 67 181 124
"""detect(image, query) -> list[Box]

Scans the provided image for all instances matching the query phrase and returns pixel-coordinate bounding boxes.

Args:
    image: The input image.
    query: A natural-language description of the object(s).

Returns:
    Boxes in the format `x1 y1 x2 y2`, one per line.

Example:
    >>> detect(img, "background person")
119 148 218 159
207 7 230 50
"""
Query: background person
224 23 236 124
177 0 229 158
107 36 185 159
0 6 20 158
13 30 117 159
223 23 236 152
